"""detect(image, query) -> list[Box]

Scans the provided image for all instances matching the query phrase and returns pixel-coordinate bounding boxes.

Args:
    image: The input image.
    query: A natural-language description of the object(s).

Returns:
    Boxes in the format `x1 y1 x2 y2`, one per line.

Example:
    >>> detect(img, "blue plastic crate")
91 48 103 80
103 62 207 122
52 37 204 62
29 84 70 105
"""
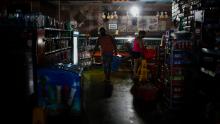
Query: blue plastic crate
111 56 121 72
37 68 81 113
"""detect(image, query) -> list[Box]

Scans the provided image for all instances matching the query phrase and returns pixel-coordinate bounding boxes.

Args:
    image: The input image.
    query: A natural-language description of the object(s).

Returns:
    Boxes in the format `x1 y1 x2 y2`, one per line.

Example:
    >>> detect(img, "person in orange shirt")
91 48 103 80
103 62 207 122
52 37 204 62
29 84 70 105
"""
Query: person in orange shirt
92 27 118 82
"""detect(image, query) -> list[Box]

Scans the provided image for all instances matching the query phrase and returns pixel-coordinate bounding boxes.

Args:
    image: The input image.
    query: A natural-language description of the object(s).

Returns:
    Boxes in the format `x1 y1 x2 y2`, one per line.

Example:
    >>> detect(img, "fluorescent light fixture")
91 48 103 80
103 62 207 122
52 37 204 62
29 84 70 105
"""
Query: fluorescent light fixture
38 37 43 45
130 6 139 17
128 37 134 43
74 31 79 35
73 37 78 65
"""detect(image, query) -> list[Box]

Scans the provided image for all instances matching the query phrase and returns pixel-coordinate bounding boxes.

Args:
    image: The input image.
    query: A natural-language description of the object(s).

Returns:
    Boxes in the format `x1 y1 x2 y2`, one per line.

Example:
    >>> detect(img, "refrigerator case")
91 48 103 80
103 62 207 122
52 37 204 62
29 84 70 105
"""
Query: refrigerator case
36 30 83 115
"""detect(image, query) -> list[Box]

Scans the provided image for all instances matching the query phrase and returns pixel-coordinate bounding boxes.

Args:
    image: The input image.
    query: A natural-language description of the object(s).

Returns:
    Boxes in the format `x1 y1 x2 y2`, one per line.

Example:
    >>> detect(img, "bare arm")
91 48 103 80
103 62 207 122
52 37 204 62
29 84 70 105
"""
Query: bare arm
138 38 145 58
138 37 143 49
92 38 100 56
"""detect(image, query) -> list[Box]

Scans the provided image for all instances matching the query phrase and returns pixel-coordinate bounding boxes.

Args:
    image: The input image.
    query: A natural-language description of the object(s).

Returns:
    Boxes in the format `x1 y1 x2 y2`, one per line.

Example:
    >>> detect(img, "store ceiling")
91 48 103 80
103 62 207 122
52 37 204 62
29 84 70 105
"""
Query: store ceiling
139 0 172 1
49 0 171 11
48 0 172 5
45 0 171 33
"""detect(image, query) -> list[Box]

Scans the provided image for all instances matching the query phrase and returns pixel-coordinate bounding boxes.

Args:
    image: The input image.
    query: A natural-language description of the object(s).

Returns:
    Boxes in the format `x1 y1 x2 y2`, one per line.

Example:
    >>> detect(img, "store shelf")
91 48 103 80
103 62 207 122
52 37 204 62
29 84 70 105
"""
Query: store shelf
44 28 70 32
44 47 71 55
200 67 217 77
171 80 184 87
162 29 193 109
44 37 72 40
80 57 92 60
201 48 220 56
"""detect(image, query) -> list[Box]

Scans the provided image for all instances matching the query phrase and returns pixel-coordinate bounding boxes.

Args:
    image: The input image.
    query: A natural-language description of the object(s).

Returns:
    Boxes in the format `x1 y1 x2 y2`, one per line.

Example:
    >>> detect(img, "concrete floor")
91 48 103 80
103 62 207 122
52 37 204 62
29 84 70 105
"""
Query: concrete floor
47 64 206 124
82 66 146 124
80 64 178 124
42 59 220 124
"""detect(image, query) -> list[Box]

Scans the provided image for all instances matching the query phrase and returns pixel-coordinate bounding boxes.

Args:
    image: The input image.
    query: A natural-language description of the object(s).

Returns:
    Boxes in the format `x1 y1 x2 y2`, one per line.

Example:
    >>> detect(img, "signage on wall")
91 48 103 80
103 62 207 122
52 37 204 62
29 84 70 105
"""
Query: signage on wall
109 24 117 30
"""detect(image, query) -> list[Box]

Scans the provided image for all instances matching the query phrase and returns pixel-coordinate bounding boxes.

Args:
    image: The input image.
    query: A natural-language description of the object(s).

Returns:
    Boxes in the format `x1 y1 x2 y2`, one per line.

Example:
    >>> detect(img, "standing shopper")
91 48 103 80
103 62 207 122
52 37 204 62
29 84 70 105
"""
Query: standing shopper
92 27 118 82
131 30 146 79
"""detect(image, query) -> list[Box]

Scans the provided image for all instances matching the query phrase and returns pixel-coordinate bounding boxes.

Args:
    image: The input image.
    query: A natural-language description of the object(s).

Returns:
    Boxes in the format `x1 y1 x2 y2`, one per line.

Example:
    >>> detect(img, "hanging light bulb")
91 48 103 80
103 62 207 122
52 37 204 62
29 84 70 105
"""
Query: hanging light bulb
102 12 106 19
107 12 110 19
114 11 118 19
164 11 168 19
156 12 160 18
110 12 114 19
160 11 165 19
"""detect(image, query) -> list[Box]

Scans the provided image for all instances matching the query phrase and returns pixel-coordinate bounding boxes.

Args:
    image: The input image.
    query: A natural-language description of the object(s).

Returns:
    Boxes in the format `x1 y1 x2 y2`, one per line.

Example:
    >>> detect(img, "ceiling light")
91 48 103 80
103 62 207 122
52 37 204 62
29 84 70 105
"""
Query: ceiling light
130 6 139 17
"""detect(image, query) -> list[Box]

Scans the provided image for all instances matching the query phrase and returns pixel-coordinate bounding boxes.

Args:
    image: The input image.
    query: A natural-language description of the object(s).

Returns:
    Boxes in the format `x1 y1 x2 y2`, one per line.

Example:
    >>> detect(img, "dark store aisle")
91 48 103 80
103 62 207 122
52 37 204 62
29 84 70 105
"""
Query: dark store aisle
82 65 146 124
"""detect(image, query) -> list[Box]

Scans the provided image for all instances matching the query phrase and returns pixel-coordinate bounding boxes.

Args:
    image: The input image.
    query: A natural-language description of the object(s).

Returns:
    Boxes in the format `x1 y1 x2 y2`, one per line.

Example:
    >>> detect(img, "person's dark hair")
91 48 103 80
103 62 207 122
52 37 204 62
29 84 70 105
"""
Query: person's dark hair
99 27 106 36
99 27 105 32
138 30 146 38
139 30 146 35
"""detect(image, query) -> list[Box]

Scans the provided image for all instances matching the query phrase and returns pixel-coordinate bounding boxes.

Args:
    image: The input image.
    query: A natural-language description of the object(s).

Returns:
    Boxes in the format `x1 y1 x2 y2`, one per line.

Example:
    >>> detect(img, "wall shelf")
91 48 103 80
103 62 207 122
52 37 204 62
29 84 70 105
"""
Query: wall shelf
44 47 71 55
44 37 72 40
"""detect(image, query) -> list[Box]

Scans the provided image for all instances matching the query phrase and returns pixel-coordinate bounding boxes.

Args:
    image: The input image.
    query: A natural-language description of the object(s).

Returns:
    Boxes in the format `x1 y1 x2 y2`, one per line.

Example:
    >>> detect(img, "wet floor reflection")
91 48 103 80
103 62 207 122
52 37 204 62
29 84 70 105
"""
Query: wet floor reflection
104 83 113 98
83 68 146 124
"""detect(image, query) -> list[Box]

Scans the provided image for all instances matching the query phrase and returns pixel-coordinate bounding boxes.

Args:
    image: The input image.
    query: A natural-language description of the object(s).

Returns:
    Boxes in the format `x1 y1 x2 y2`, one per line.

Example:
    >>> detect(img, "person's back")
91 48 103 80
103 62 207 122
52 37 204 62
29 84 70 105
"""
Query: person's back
132 37 144 53
98 35 115 54
92 27 117 82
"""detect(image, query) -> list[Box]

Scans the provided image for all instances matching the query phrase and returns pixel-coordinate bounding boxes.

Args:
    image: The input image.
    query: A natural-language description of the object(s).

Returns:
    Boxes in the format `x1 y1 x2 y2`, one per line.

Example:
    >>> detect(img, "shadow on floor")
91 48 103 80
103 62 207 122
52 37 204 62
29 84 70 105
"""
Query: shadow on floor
104 83 113 98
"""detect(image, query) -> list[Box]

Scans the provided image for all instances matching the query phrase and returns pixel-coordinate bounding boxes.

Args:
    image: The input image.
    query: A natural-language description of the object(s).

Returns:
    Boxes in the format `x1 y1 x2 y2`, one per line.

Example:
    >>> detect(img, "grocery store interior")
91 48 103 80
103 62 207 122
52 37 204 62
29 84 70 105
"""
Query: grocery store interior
1 0 220 124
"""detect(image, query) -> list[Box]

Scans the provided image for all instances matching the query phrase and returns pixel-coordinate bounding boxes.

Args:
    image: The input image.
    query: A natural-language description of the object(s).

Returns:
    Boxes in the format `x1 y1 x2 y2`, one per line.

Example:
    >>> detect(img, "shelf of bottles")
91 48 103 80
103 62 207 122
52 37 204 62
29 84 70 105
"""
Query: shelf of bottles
78 34 93 68
0 10 74 64
163 30 193 110
44 29 72 55
188 0 220 77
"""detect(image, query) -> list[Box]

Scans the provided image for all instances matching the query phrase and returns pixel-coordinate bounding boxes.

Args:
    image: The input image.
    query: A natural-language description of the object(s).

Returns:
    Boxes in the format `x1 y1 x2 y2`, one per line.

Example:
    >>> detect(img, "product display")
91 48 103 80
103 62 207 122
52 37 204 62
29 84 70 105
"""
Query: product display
161 29 193 110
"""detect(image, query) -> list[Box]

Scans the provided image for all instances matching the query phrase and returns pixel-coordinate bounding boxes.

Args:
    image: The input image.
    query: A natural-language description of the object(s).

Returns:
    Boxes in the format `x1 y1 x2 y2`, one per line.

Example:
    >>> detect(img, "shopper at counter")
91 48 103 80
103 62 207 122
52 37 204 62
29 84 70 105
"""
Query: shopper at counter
92 27 118 82
131 30 146 79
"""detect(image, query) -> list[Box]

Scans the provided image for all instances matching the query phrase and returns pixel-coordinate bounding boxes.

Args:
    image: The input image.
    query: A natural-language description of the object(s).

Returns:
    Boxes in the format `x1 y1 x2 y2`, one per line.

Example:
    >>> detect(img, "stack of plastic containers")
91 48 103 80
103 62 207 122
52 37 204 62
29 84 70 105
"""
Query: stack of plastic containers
37 64 82 115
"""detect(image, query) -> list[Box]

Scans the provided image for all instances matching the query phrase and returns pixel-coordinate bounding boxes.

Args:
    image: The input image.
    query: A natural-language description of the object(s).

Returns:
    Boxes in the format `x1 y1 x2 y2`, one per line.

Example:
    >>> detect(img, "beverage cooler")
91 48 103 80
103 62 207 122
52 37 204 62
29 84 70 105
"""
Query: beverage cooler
36 29 84 116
